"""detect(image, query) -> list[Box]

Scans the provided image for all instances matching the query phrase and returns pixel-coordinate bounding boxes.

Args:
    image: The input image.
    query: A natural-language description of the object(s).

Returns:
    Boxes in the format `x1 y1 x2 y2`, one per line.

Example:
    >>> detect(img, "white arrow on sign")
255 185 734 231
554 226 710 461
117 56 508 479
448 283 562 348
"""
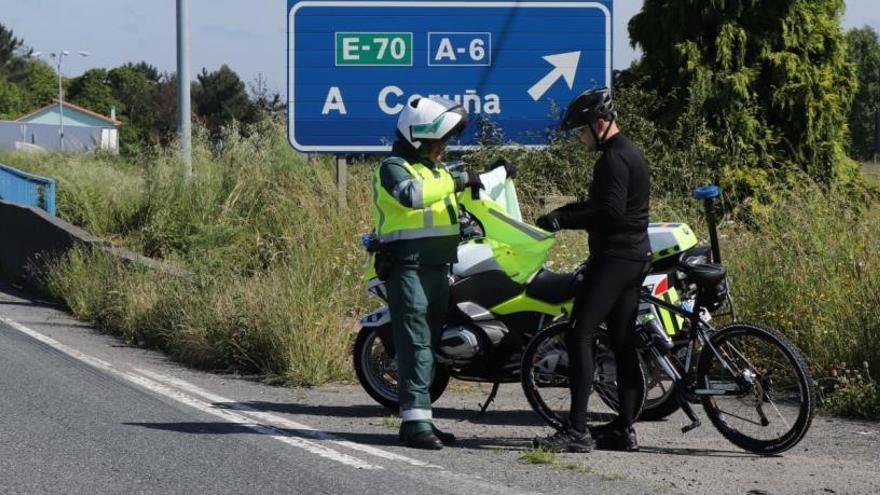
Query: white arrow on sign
527 51 581 101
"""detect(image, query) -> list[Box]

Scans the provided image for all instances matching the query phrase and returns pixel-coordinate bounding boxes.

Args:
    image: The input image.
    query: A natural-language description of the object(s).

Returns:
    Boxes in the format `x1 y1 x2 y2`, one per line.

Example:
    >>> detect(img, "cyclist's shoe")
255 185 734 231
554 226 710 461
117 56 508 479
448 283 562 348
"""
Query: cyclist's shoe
532 427 594 453
431 425 456 445
589 423 639 452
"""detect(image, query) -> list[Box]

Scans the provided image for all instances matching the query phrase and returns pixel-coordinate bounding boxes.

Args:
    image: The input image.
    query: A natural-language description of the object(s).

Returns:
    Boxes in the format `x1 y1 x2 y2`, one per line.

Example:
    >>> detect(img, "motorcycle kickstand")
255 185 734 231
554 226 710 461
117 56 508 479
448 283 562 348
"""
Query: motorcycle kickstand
475 382 500 418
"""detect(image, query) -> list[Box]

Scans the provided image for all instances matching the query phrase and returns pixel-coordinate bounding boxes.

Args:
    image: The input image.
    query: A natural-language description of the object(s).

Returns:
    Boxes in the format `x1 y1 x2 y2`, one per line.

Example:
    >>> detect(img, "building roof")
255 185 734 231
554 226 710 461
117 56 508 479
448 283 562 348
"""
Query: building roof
15 100 122 127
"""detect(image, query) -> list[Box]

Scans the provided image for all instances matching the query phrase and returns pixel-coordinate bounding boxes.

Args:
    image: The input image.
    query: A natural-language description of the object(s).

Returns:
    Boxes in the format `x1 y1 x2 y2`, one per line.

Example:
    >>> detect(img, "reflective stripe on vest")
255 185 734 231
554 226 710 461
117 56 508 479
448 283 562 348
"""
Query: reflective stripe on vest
373 159 459 243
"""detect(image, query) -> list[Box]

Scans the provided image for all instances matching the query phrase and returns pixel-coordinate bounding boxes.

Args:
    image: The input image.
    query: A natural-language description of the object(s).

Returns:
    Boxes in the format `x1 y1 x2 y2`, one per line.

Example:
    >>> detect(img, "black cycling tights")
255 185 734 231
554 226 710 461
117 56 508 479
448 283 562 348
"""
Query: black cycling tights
566 256 650 433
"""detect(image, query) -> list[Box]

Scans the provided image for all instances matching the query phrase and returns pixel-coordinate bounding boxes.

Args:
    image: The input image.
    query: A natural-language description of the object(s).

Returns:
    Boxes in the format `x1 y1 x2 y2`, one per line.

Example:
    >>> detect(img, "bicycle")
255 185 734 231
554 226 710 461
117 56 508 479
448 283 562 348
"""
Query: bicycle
522 194 815 456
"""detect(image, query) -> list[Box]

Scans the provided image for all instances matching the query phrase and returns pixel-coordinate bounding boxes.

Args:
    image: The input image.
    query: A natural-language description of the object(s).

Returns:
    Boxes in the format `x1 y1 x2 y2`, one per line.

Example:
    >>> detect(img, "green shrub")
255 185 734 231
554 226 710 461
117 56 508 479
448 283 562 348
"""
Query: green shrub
822 363 880 420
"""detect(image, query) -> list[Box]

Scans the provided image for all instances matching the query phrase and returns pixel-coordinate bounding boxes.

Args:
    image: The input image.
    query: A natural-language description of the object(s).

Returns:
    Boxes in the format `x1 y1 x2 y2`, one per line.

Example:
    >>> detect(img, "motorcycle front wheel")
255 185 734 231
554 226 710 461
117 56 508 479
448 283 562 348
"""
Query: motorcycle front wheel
521 321 647 430
353 324 451 411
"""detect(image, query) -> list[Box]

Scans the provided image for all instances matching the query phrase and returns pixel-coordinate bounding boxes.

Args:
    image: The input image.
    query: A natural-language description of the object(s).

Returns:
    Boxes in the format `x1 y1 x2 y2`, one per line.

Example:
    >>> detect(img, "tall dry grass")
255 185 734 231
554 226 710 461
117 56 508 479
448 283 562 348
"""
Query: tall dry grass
19 120 372 384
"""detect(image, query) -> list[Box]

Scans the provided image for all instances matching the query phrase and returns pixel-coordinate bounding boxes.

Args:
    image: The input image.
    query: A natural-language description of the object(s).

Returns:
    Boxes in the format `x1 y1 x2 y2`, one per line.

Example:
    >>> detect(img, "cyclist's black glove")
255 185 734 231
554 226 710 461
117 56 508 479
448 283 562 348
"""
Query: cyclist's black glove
489 158 518 180
536 211 562 232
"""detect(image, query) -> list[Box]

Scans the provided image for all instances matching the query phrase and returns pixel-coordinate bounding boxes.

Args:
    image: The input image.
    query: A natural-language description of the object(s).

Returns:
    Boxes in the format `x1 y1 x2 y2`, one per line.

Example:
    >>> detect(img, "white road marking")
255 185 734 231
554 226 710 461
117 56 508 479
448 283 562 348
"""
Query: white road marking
0 315 380 471
0 312 535 495
134 367 443 469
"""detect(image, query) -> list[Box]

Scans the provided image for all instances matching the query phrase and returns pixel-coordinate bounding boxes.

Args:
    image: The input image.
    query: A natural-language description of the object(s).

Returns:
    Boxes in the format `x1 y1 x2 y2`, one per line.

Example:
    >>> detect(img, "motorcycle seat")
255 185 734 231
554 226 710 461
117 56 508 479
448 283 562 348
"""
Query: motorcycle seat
526 269 578 304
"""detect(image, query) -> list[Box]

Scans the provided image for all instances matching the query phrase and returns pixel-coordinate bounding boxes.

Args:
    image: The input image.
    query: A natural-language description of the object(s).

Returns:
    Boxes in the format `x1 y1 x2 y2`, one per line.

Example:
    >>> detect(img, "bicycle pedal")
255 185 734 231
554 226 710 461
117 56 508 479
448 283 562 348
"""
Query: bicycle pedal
681 420 701 434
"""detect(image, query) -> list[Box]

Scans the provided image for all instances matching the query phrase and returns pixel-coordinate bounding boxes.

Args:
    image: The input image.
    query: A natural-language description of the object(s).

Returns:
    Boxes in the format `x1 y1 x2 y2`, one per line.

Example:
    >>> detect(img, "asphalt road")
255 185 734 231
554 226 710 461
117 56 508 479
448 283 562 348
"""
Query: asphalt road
1 282 878 495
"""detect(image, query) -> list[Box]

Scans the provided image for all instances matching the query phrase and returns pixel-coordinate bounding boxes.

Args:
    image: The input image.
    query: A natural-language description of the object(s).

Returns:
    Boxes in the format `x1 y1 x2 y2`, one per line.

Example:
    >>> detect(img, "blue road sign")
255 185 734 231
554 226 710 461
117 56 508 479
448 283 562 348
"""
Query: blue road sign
287 1 613 153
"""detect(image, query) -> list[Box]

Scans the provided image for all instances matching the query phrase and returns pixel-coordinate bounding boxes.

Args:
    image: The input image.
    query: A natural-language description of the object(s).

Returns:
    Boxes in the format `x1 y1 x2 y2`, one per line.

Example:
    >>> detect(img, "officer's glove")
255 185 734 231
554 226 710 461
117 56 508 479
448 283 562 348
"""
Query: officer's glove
456 170 485 192
489 158 518 180
536 211 563 232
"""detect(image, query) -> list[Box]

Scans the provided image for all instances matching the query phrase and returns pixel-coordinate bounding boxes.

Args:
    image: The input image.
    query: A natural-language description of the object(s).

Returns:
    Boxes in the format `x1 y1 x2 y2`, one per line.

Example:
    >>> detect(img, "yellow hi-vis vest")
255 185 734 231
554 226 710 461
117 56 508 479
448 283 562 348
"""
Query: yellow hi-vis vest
372 158 460 243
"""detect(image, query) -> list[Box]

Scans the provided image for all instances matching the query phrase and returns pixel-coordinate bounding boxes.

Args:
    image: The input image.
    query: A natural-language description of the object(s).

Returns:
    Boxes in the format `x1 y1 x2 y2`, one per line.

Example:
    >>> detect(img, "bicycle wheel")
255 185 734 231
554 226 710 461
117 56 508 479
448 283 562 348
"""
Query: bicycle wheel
639 344 683 421
697 322 815 455
521 321 646 430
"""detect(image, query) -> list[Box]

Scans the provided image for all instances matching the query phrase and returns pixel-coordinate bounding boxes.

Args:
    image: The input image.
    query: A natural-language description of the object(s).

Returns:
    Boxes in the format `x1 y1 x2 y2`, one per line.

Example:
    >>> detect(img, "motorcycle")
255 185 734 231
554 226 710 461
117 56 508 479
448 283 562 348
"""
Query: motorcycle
353 164 711 418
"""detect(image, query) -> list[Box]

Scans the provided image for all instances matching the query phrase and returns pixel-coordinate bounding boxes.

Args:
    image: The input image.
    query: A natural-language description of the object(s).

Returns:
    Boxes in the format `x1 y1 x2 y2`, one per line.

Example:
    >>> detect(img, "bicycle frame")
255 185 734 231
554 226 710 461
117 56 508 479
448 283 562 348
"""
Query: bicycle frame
638 289 749 432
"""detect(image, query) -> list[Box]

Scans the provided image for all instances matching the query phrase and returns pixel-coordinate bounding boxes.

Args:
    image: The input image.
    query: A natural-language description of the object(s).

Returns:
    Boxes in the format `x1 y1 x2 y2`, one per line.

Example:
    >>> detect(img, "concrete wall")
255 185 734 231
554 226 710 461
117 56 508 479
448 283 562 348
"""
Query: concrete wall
0 199 186 286
0 121 116 153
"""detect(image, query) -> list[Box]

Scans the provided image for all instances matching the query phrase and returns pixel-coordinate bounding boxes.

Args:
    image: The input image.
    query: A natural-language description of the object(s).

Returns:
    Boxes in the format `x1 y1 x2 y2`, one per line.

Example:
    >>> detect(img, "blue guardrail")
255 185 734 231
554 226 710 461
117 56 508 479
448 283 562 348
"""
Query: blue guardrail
0 162 57 216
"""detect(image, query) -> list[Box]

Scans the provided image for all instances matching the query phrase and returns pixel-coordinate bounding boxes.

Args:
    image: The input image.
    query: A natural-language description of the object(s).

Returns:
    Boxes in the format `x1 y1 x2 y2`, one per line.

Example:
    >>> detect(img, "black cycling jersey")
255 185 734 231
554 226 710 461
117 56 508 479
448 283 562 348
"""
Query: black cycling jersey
553 133 651 261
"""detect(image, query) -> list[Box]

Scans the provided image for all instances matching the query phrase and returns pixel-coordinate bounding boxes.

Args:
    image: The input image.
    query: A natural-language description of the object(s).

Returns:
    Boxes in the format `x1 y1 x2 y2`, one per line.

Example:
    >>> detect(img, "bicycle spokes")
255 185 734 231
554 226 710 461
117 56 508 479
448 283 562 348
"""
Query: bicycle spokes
702 333 804 442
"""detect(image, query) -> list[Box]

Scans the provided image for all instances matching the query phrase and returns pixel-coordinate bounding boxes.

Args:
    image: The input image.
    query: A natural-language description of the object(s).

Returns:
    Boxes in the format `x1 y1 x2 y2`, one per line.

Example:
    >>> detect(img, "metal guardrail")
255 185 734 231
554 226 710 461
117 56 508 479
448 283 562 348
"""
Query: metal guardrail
0 162 57 216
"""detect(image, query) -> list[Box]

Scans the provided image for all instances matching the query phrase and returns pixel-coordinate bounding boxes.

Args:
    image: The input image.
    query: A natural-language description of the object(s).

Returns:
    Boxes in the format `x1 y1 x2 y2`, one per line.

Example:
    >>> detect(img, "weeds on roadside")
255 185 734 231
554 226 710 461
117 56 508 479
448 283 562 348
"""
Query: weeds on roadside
381 416 402 430
519 450 600 477
519 449 557 465
822 363 880 421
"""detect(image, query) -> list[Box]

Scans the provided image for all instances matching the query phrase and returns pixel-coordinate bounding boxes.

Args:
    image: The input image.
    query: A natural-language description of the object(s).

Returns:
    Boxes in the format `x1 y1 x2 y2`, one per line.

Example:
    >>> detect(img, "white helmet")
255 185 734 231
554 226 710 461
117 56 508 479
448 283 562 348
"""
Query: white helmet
396 96 469 149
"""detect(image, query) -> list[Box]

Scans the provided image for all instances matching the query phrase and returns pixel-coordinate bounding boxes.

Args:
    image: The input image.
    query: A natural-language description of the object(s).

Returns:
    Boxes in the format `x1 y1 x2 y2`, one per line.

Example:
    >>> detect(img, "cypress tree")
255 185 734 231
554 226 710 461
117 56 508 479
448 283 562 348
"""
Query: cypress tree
628 0 857 184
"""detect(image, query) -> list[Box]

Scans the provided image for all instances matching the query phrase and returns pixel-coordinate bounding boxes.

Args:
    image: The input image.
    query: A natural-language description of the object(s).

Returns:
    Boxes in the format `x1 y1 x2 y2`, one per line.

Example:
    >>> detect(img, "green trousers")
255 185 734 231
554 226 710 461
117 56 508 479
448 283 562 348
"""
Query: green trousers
386 263 449 438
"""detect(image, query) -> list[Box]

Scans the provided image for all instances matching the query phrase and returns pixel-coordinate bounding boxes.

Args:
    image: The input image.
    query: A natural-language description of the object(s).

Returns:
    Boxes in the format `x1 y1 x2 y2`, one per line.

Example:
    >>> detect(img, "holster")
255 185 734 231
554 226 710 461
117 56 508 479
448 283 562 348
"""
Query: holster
374 247 395 281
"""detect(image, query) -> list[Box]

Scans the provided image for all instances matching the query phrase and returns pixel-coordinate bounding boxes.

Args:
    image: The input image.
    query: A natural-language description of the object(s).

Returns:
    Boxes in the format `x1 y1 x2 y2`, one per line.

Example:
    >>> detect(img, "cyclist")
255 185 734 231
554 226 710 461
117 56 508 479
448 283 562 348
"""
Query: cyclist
534 88 651 452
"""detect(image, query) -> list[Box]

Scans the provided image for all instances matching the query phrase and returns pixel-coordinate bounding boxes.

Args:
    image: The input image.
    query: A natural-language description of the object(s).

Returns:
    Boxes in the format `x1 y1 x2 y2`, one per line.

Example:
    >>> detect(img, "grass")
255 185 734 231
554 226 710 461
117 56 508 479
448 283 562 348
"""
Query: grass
518 449 558 465
862 161 880 188
558 461 593 474
721 180 880 380
381 416 402 430
4 119 879 414
11 120 374 385
518 449 609 477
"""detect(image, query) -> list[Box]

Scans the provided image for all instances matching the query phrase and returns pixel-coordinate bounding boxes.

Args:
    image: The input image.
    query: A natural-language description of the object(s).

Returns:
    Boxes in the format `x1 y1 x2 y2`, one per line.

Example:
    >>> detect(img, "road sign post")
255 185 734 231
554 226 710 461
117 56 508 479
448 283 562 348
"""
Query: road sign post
288 0 612 153
336 155 348 207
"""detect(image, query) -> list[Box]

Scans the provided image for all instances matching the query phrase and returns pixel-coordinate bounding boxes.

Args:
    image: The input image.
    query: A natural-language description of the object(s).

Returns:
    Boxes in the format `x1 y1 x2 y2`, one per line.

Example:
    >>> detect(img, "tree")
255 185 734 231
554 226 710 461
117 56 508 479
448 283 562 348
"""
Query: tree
192 64 258 135
0 23 30 82
108 64 160 153
154 73 179 145
122 61 161 84
628 0 857 184
249 73 284 119
0 76 26 118
67 68 121 117
846 27 880 160
20 58 57 108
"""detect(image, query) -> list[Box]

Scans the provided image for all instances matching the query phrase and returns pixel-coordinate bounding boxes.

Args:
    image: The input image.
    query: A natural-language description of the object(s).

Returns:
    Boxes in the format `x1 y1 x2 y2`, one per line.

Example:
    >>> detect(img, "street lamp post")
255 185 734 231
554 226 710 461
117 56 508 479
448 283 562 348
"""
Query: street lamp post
177 0 192 177
31 50 89 152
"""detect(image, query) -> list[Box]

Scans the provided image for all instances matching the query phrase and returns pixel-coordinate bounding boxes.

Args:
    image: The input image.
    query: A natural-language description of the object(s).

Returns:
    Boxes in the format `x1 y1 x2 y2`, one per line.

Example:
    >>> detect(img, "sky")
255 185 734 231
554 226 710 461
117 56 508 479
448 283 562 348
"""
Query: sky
1 0 878 95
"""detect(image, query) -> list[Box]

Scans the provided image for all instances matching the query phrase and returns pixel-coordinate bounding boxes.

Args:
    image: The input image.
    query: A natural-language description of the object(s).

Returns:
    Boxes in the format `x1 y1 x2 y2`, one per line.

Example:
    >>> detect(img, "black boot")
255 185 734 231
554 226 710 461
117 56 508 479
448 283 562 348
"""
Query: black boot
401 430 443 450
532 427 594 453
432 425 456 445
589 423 639 452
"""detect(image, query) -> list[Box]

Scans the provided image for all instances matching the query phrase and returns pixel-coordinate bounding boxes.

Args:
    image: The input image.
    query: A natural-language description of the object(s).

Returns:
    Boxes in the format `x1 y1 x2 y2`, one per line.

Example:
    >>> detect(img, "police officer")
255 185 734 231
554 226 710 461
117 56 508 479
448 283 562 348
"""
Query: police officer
372 96 483 450
533 88 651 453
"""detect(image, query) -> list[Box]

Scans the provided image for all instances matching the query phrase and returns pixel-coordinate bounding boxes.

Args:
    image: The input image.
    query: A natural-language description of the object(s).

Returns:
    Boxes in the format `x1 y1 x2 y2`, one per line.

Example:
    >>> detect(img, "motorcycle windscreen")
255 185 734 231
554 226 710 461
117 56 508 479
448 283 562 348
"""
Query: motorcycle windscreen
478 167 523 222
459 184 554 285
